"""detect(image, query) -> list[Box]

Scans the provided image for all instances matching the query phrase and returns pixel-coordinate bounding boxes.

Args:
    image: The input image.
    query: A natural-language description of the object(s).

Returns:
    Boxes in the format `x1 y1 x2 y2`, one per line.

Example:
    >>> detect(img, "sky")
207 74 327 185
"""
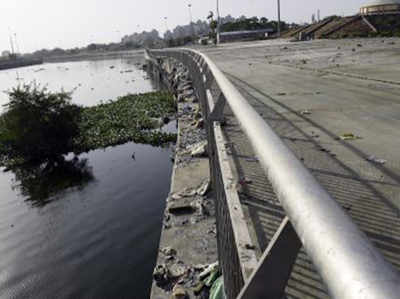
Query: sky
0 0 367 53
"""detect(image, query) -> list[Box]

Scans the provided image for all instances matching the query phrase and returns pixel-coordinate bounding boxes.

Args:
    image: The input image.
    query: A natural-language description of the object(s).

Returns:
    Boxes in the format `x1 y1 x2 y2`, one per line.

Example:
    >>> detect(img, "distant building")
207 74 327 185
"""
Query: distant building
219 29 274 43
1 50 11 57
360 0 400 15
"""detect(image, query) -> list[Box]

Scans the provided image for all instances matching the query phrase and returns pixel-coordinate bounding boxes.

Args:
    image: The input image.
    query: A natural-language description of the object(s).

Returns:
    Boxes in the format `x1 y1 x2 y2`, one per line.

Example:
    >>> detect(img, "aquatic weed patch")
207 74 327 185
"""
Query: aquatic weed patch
74 91 177 152
0 90 177 167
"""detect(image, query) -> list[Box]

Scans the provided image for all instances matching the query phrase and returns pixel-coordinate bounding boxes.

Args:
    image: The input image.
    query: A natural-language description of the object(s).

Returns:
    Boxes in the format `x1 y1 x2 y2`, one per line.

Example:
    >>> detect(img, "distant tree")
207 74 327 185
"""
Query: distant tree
51 48 66 56
87 43 98 51
210 20 218 31
207 12 218 44
67 48 80 55
219 16 287 33
250 17 259 24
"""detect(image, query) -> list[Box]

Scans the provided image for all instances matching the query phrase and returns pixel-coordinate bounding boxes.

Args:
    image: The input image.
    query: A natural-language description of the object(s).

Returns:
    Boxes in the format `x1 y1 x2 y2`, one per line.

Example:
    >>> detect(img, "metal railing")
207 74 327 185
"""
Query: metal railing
146 48 400 299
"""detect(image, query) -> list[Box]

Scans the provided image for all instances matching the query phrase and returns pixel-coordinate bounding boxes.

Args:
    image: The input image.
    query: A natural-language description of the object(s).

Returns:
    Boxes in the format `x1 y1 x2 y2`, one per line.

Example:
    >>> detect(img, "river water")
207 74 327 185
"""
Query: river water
0 59 172 298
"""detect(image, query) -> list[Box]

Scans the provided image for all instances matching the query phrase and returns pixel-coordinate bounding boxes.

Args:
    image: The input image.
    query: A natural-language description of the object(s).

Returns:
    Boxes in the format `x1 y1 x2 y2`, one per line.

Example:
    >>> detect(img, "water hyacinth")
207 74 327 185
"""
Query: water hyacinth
74 91 177 153
0 90 177 168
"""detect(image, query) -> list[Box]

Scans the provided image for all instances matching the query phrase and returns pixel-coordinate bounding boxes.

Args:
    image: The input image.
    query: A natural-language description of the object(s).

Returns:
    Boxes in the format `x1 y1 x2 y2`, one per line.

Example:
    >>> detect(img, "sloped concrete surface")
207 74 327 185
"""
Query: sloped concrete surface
199 38 400 298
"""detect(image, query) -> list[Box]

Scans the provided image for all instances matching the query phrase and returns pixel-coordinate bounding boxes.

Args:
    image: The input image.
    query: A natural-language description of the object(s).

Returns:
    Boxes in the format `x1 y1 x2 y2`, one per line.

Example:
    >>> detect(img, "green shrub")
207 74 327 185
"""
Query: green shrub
0 87 177 168
0 84 81 165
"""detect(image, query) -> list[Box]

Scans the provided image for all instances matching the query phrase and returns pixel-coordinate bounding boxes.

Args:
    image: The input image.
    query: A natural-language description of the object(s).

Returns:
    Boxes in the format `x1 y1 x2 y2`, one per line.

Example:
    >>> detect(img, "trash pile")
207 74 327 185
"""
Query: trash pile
154 256 224 299
151 57 220 298
164 61 208 169
154 178 221 298
165 179 213 228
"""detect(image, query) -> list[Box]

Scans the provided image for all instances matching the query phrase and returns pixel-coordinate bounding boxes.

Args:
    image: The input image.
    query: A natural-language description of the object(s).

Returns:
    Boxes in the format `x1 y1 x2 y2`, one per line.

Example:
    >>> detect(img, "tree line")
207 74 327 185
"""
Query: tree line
24 15 290 59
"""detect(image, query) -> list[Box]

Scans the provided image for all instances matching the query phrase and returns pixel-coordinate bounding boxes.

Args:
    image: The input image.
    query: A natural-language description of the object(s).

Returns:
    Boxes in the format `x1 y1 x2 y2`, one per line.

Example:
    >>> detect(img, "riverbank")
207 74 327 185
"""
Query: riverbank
42 49 144 63
149 56 220 298
0 57 43 71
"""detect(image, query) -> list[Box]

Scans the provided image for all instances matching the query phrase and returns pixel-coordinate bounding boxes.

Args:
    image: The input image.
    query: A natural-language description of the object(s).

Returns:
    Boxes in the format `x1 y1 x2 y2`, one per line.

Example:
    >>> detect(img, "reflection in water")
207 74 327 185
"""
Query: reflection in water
9 157 94 207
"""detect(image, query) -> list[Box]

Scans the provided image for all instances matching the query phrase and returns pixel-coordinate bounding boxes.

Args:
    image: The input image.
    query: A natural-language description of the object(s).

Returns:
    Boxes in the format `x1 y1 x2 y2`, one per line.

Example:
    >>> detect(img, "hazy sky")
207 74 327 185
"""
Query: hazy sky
1 0 366 53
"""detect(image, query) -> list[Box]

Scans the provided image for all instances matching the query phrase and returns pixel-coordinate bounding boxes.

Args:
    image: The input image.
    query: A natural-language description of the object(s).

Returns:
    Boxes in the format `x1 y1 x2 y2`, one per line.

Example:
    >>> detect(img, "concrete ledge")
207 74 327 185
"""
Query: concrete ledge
149 57 218 299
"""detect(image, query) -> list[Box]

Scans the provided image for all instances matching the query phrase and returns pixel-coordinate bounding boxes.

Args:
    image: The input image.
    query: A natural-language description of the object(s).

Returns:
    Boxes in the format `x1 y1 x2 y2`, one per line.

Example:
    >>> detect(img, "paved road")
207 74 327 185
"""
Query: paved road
201 38 400 298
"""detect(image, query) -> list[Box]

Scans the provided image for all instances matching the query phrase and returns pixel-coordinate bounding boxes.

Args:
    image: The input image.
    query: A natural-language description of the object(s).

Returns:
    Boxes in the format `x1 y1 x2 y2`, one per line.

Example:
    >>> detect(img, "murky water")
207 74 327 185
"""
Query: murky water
0 59 152 109
0 59 173 298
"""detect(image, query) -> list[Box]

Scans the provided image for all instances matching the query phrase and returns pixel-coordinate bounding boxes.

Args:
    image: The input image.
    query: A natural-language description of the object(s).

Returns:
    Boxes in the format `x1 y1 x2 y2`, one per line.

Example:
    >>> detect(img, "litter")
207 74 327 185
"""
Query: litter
239 177 252 185
205 268 219 287
153 264 169 284
193 281 205 295
171 285 187 299
169 263 187 279
209 276 225 299
199 262 219 279
300 109 312 115
190 141 208 157
366 156 387 165
197 180 211 196
339 133 362 141
161 246 176 257
245 157 259 162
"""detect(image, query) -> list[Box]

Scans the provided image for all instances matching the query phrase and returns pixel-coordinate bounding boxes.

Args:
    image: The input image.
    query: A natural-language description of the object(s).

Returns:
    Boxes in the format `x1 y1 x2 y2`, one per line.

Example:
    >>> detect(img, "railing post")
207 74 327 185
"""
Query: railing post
237 217 301 299
209 93 226 122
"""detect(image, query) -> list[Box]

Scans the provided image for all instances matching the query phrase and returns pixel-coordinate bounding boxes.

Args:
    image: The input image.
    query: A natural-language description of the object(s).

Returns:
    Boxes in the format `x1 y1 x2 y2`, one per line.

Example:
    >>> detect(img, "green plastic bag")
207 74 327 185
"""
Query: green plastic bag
209 276 225 299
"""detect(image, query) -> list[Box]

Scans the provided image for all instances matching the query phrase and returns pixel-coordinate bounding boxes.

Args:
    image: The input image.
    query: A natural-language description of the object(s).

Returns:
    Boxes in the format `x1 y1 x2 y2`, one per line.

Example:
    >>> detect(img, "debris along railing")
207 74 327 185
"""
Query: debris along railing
146 49 400 299
146 48 259 299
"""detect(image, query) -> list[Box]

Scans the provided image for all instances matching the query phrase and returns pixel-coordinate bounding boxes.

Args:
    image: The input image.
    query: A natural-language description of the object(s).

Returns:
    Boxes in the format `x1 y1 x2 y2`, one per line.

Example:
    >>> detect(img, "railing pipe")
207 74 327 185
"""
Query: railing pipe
147 48 400 299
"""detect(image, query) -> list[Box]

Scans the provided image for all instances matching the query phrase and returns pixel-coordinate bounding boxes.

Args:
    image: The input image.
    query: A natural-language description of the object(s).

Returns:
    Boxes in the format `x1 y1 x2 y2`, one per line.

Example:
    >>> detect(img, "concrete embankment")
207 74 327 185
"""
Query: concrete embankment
148 56 219 298
44 50 145 63
0 58 43 71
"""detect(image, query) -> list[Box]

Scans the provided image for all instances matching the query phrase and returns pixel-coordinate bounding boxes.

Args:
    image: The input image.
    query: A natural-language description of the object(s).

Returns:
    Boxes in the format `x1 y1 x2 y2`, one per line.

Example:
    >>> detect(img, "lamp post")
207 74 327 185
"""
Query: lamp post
188 3 195 40
164 17 169 32
188 4 193 24
277 0 281 37
8 27 15 55
216 0 221 44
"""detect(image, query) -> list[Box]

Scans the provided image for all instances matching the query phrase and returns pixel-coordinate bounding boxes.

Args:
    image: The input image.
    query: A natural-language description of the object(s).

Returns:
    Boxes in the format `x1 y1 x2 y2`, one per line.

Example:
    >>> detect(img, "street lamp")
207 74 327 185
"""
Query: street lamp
188 4 193 24
164 17 169 32
277 0 281 37
216 0 221 44
188 4 195 40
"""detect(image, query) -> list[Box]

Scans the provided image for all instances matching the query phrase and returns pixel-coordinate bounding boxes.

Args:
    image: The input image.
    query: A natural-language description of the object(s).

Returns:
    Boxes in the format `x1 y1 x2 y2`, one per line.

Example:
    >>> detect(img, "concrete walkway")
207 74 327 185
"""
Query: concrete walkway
201 38 400 298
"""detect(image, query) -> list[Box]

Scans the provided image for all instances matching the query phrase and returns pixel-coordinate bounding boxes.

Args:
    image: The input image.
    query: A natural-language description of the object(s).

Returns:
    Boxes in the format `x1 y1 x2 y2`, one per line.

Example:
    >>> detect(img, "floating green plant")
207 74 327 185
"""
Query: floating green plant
0 87 176 168
74 91 177 153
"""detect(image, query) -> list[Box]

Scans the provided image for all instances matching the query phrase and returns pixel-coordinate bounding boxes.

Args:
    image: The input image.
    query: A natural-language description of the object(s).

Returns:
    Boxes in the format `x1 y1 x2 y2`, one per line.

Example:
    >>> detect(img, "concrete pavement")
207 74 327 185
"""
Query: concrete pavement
200 38 400 298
